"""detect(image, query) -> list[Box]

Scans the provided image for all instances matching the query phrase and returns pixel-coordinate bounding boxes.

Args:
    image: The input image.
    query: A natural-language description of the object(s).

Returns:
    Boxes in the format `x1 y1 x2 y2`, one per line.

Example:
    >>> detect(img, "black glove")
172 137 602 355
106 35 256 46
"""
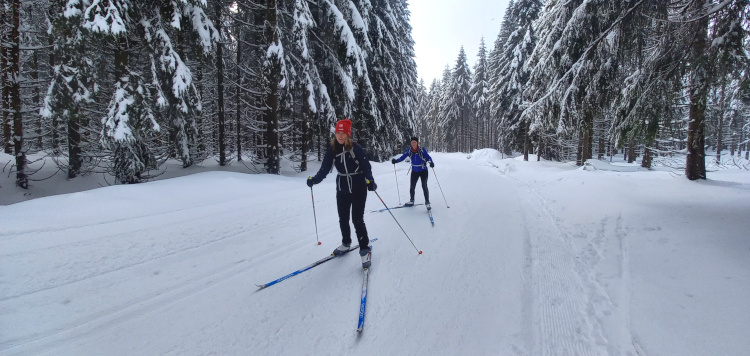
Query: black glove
429 161 434 168
367 180 377 191
391 158 397 164
306 176 315 187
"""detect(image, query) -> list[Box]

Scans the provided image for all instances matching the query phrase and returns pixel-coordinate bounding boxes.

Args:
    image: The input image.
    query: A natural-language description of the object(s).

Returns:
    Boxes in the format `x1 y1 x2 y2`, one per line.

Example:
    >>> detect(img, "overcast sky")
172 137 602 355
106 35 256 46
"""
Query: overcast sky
409 0 512 86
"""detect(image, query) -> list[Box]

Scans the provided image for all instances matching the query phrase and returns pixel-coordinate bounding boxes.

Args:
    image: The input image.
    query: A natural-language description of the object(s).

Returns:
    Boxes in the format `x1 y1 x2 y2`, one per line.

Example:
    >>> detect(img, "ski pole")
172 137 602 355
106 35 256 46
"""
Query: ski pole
393 163 401 205
368 180 422 255
310 185 321 245
431 167 450 208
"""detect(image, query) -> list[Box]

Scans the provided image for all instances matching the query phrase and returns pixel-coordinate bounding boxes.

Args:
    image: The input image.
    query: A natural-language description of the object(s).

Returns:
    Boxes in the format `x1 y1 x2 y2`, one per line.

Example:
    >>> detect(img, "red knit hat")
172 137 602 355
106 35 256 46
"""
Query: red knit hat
335 119 352 137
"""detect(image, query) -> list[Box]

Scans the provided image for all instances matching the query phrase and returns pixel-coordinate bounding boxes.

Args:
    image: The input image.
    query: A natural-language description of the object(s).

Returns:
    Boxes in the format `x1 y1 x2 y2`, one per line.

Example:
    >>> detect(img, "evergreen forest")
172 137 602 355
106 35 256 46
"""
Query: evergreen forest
1 0 749 188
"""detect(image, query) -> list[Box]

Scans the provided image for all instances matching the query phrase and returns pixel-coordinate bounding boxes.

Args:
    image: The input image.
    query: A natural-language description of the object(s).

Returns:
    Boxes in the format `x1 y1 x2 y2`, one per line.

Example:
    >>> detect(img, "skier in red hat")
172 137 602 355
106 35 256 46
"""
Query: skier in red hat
307 118 376 268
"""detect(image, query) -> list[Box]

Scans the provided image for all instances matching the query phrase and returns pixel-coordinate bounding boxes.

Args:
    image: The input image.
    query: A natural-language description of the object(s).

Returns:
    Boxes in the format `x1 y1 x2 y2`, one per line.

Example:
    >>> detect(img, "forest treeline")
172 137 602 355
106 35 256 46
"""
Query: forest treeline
1 0 748 189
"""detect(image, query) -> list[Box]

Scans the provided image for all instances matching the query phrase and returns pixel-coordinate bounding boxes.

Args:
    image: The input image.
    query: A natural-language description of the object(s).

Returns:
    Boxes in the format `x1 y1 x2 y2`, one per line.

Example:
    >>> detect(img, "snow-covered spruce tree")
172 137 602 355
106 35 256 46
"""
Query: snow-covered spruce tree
442 47 472 152
436 65 452 151
17 1 52 154
523 0 649 165
144 0 217 169
426 78 443 151
725 71 750 158
79 0 156 184
360 0 420 159
211 0 229 166
5 0 28 187
42 0 99 179
84 0 216 180
614 0 748 176
487 0 515 155
413 79 431 148
1 3 10 154
308 0 370 146
230 1 267 162
469 37 489 151
495 0 542 160
262 0 288 174
683 0 748 179
285 0 333 171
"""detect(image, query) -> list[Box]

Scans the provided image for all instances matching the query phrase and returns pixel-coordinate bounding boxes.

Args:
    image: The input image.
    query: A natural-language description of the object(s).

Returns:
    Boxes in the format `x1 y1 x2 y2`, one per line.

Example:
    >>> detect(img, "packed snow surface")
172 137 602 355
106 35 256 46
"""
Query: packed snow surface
1 150 749 355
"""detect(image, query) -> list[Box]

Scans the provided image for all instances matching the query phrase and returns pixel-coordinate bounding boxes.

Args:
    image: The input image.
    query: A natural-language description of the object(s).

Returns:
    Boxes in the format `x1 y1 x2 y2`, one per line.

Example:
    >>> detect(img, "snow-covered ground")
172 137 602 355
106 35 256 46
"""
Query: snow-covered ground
1 150 749 355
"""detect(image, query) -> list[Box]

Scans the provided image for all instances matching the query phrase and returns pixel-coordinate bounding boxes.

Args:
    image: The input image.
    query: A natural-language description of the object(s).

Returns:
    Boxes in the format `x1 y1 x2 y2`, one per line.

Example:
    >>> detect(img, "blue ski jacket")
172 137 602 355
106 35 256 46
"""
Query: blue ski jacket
394 147 433 173
311 142 374 193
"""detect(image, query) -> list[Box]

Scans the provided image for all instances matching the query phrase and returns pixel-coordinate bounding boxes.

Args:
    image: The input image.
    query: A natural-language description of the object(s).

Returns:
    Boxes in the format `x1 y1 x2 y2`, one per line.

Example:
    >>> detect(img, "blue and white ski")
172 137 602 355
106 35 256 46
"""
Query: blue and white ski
428 208 434 226
256 238 378 290
357 247 372 332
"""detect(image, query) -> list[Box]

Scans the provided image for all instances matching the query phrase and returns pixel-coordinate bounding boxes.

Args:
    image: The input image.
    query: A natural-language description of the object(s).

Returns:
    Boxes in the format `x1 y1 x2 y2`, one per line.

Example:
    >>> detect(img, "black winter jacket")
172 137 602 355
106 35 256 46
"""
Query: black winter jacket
311 142 375 193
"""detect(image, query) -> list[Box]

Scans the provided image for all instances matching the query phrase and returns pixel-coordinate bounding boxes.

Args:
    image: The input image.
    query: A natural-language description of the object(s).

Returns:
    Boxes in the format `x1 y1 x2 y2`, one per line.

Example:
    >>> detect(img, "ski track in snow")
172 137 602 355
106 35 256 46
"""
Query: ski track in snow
1 182 327 354
494 160 630 355
4 154 748 354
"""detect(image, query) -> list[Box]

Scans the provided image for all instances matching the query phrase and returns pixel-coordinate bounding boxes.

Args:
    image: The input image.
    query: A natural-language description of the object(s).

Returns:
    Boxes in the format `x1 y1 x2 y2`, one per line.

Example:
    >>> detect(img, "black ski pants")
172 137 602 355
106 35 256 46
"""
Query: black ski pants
410 169 429 202
336 187 369 251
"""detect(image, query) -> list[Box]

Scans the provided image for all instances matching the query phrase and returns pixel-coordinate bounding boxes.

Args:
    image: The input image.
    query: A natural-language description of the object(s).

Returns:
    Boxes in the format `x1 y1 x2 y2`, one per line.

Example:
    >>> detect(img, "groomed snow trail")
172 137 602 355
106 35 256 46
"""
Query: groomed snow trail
5 151 750 355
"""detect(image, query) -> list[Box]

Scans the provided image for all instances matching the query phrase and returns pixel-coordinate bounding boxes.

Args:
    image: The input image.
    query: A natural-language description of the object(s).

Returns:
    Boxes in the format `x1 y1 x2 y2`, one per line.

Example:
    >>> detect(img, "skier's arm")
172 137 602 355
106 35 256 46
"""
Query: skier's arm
393 149 409 163
310 146 334 184
355 145 375 183
422 148 434 163
423 148 435 167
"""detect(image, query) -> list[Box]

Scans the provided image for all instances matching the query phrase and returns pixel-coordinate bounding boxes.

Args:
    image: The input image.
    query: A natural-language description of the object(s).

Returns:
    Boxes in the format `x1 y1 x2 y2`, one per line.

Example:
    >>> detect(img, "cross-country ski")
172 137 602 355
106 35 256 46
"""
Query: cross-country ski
256 239 378 290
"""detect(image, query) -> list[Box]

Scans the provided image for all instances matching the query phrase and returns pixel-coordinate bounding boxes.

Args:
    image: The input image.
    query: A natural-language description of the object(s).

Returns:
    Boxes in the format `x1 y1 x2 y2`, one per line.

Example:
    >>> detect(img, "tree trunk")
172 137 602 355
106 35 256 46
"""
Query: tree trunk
300 94 310 172
1 6 10 155
716 81 726 165
195 66 207 158
523 121 531 161
264 0 281 174
537 134 542 161
32 49 42 150
576 125 584 165
641 146 652 169
48 34 60 154
10 0 27 187
685 2 709 180
627 141 636 164
215 1 226 166
236 20 243 162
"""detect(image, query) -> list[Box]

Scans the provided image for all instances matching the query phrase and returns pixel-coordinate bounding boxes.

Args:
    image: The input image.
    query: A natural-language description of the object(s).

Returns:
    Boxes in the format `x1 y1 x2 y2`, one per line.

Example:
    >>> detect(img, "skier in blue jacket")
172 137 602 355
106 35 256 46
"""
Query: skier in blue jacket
391 137 434 210
307 119 374 268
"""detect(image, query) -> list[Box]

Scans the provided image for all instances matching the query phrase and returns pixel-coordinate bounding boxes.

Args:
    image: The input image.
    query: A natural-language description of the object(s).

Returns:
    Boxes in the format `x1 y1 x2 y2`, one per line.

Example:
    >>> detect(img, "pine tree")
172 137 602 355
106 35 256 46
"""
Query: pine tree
488 0 515 155
442 47 472 152
263 0 287 174
524 1 649 164
359 0 419 159
469 38 489 150
426 78 443 151
1 3 11 155
495 0 542 160
42 0 98 179
7 0 27 187
414 79 430 147
437 65 452 151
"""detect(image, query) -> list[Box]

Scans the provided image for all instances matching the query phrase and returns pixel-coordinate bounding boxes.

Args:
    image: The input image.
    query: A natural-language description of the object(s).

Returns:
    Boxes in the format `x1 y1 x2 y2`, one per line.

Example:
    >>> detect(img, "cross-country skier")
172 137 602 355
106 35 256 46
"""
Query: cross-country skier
391 137 435 210
307 119 375 268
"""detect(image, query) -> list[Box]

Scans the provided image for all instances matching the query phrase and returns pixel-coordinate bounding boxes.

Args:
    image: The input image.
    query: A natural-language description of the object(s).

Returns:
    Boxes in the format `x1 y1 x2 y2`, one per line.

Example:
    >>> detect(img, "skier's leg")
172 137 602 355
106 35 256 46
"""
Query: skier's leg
336 191 353 246
409 170 419 202
420 170 430 203
351 187 369 250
